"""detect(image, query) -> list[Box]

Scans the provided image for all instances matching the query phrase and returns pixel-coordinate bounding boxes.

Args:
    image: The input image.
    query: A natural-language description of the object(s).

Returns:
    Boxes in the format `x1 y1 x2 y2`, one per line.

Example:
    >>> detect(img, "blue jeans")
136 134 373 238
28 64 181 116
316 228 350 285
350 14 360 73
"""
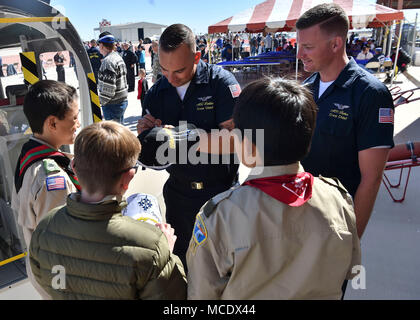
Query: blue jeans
102 100 128 124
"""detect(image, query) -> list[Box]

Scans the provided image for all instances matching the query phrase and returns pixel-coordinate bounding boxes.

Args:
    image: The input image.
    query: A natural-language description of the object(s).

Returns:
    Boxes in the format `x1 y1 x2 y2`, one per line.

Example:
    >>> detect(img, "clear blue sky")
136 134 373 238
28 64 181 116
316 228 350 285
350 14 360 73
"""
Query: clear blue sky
50 0 420 41
50 0 263 40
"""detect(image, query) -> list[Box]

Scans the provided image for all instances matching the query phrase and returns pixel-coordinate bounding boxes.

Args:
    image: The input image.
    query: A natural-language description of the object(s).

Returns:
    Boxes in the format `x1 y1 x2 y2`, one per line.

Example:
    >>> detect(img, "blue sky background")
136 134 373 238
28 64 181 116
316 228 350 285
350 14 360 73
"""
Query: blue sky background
50 0 263 40
50 0 420 41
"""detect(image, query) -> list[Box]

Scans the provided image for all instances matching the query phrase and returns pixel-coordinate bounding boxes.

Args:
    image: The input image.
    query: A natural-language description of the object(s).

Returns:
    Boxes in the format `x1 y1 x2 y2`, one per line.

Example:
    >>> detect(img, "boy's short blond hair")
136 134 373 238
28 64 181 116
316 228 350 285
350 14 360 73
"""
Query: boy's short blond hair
74 121 141 195
139 68 146 77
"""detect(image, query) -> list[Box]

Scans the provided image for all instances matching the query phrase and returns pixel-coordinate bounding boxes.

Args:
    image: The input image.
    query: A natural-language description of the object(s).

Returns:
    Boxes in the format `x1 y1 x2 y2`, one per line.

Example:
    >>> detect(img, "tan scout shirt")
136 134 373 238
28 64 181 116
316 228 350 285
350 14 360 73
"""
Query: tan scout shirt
186 163 361 300
11 137 77 299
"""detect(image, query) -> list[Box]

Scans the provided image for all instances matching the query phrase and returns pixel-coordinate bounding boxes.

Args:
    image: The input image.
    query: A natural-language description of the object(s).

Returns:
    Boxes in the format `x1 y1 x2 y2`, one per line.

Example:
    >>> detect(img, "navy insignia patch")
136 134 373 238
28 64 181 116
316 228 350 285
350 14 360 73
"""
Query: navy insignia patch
193 214 208 246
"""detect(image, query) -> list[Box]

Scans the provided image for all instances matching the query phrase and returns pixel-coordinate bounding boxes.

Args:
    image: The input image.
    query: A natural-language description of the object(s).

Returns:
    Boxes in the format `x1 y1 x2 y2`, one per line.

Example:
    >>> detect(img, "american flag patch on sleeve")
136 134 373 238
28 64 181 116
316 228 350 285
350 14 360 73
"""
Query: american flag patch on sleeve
229 84 241 98
46 176 66 191
379 108 394 124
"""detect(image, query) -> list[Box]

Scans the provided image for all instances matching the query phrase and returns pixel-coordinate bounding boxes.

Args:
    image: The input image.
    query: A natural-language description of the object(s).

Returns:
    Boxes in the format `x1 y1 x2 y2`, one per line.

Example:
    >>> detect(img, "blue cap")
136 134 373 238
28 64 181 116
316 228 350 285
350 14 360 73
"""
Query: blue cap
98 34 115 44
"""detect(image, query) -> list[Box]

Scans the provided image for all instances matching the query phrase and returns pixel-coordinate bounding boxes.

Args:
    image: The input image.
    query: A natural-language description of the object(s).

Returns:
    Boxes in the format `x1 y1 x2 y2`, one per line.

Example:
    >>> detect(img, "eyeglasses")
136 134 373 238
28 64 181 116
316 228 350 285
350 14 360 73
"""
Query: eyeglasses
116 160 141 176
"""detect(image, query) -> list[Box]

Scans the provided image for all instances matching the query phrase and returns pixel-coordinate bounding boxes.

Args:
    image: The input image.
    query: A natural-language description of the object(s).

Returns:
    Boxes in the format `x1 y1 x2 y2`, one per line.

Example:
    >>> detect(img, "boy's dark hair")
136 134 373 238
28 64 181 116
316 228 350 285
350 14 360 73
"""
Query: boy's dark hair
296 3 349 40
23 80 78 134
233 77 318 166
159 24 196 54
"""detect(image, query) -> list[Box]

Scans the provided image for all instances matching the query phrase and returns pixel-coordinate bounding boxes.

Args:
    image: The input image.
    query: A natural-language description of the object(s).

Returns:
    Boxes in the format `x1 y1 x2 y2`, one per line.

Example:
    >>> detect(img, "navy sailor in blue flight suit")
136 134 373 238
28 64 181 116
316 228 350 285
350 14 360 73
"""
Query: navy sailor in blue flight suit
137 24 241 268
296 3 394 297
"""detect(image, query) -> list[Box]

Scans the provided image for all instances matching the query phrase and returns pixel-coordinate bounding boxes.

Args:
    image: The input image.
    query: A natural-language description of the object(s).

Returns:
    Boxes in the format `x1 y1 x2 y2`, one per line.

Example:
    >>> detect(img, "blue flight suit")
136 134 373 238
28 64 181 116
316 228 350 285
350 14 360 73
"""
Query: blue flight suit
87 46 103 83
302 58 395 197
141 60 240 267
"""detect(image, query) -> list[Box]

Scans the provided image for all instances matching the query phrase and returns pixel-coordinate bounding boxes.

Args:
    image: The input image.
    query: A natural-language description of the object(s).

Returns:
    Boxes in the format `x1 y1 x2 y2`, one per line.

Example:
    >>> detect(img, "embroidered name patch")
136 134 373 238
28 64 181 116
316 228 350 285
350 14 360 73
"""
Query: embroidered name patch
379 108 394 124
46 176 66 191
193 214 208 246
229 84 241 98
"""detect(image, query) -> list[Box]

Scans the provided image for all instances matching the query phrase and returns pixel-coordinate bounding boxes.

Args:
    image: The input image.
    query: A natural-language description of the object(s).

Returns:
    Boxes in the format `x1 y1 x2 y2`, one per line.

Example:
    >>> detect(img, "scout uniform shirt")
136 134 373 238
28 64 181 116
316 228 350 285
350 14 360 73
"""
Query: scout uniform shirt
186 163 361 300
11 137 79 299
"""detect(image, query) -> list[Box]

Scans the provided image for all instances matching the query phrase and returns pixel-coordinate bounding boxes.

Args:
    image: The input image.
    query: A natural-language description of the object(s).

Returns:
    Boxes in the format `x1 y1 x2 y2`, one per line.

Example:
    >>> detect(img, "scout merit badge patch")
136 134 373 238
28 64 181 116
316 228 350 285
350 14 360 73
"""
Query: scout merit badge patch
46 176 66 191
229 84 241 98
193 214 208 246
379 108 394 124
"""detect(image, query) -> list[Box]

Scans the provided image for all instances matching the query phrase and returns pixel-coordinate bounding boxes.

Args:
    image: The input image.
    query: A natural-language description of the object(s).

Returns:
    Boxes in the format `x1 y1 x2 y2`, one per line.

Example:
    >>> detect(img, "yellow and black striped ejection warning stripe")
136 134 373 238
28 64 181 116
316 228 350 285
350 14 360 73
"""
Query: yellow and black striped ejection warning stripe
87 73 103 123
20 52 39 86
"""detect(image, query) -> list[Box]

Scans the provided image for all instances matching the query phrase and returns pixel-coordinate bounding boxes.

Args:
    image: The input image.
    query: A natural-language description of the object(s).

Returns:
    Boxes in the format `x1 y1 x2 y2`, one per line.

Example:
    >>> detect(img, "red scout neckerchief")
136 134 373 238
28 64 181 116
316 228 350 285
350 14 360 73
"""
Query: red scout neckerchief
243 172 314 207
14 139 81 193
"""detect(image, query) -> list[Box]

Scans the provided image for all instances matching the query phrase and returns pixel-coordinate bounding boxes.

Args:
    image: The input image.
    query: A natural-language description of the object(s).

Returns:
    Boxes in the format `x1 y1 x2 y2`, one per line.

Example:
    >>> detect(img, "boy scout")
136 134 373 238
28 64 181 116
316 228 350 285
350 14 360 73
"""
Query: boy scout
12 80 81 298
186 78 361 300
29 121 186 299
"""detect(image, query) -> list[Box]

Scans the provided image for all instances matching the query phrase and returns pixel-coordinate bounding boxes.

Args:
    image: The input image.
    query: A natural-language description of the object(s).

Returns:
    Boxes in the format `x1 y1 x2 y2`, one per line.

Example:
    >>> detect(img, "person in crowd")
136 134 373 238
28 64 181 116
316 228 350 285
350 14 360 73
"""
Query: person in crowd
273 34 279 52
69 51 75 68
29 121 187 299
149 42 155 67
87 39 104 83
139 45 146 70
122 43 138 92
391 46 411 73
137 24 240 268
233 35 241 60
356 46 374 61
97 32 128 124
151 41 162 83
187 77 361 300
250 36 258 56
365 47 386 73
221 43 233 61
54 51 66 82
137 68 149 107
116 42 122 55
12 80 81 299
39 54 47 80
265 33 273 53
258 39 265 55
134 45 146 76
216 37 223 51
296 3 394 296
0 56 4 77
199 44 208 63
369 47 385 65
367 39 375 51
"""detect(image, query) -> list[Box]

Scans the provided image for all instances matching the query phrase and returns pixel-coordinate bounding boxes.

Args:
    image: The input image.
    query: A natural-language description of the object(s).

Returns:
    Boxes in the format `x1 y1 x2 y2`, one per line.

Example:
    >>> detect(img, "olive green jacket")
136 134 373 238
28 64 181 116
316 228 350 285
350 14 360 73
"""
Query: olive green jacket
29 194 187 300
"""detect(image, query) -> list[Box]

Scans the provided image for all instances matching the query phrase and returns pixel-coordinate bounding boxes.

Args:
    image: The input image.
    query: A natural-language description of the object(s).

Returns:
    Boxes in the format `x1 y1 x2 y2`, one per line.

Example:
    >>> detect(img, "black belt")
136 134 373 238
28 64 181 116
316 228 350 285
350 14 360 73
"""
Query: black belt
169 176 233 190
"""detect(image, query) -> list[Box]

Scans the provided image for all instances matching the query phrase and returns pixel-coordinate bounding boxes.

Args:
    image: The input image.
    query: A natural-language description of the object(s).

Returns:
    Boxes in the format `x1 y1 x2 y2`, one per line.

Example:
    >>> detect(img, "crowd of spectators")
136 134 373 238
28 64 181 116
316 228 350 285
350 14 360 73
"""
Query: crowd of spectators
203 33 297 63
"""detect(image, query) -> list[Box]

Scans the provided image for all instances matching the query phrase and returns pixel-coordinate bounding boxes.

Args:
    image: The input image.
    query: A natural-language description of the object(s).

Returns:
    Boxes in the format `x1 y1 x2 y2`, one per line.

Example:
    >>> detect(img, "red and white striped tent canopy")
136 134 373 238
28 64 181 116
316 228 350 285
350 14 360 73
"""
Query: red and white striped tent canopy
208 0 404 34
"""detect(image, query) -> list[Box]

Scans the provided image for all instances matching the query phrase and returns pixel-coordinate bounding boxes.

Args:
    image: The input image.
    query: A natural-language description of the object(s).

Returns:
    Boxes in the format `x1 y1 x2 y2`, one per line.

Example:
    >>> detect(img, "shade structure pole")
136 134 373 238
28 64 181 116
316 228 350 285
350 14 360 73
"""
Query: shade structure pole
387 21 394 57
383 26 388 55
391 19 404 86
410 13 418 66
